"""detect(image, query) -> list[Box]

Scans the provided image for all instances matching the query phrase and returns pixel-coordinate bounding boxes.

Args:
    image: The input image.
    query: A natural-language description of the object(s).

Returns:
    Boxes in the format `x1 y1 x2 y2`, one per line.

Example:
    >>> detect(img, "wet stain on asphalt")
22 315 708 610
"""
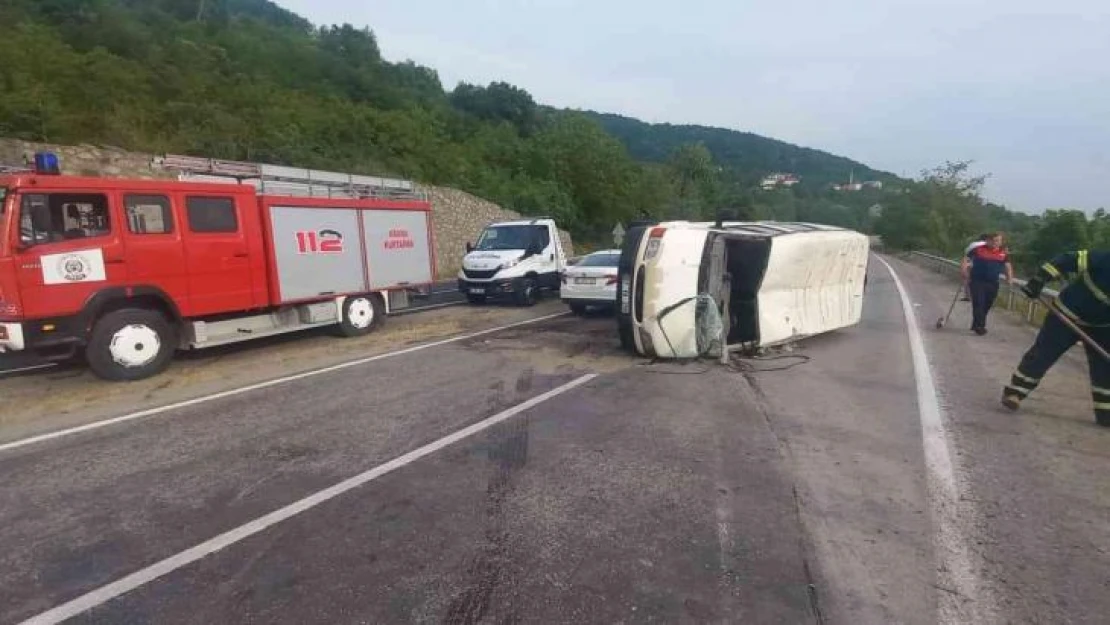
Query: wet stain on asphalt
486 379 507 415
514 368 534 394
251 444 318 463
38 534 128 595
443 418 530 625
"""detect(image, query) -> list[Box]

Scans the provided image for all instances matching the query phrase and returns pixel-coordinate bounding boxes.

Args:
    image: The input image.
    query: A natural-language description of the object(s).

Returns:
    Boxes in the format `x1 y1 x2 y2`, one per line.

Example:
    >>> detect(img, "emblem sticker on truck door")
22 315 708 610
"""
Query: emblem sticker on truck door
41 249 107 285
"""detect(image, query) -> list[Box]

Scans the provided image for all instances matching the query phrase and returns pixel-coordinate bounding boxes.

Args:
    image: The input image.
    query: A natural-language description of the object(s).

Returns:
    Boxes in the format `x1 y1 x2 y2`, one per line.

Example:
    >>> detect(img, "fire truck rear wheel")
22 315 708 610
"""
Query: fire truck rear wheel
86 308 177 382
338 294 384 337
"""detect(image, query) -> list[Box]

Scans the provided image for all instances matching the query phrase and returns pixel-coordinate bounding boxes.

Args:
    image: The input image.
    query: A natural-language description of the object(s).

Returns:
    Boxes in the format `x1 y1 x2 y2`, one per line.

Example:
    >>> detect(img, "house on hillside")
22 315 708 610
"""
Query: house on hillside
832 170 883 192
760 173 800 190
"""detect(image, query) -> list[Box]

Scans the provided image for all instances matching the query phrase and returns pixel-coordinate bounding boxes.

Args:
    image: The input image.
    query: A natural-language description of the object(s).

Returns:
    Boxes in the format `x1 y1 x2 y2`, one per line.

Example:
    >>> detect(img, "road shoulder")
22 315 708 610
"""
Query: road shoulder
891 255 1110 624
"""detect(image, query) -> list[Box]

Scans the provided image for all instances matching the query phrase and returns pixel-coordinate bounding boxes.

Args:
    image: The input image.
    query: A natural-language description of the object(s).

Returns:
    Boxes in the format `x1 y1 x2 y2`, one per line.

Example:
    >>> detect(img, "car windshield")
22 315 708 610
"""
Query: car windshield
473 225 540 251
576 252 620 267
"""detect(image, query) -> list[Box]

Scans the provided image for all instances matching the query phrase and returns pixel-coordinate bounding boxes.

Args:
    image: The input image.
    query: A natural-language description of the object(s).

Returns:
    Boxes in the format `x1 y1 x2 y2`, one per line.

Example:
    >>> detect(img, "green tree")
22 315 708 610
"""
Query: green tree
529 113 640 233
665 142 720 219
874 160 990 256
450 81 538 136
1027 210 1090 272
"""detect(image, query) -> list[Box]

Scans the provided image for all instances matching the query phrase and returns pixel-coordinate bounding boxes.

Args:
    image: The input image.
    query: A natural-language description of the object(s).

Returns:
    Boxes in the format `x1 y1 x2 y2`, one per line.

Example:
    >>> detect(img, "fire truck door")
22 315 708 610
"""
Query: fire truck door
180 195 255 316
13 191 126 319
120 193 188 307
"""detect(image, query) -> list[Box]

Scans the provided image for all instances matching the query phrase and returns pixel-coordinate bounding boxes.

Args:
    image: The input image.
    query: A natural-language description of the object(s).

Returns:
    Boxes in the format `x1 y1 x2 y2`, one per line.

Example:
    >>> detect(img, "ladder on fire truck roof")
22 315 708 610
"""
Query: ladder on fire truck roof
0 164 32 175
151 154 427 201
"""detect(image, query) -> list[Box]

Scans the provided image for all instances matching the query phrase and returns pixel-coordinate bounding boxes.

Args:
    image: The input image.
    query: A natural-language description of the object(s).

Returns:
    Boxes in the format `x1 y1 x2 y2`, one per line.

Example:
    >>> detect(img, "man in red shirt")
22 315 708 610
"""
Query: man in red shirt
960 232 1014 335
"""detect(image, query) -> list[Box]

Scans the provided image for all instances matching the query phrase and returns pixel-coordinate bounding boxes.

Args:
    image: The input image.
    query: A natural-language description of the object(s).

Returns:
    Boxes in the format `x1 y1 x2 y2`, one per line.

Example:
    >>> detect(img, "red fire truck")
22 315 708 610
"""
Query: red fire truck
0 153 436 381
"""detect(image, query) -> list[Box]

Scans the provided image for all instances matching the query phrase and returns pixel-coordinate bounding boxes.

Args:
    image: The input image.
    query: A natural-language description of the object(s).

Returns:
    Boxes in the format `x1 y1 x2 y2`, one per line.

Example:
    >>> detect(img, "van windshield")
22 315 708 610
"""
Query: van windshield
473 225 541 251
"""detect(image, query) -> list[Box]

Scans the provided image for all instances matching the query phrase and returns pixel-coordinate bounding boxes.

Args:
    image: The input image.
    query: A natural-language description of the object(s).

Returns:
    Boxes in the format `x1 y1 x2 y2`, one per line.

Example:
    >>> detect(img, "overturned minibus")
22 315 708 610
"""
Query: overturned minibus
615 220 870 359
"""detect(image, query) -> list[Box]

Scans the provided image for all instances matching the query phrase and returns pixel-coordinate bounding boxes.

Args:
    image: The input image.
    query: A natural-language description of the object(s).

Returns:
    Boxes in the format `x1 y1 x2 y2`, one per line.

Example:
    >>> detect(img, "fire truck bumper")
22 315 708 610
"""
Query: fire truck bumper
0 322 25 352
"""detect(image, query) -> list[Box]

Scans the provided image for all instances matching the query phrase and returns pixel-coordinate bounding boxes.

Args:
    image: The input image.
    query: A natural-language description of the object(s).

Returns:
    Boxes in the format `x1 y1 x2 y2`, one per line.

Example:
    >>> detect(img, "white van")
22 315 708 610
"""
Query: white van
615 220 869 358
458 218 567 306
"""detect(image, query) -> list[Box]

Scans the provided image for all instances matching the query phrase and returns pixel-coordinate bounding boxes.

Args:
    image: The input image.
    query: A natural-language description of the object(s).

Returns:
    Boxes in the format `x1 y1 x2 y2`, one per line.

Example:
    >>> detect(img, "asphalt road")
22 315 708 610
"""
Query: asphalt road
0 256 1106 625
0 281 465 376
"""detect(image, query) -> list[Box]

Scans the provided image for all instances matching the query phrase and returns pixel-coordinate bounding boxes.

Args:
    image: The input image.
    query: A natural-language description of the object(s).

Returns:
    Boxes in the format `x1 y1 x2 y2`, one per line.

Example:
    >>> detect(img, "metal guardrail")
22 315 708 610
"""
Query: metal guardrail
904 251 1060 328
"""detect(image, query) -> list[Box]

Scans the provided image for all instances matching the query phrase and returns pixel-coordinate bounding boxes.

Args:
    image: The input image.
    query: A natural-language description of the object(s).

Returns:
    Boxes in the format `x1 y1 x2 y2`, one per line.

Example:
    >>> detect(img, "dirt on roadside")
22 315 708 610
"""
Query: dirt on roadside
0 301 573 444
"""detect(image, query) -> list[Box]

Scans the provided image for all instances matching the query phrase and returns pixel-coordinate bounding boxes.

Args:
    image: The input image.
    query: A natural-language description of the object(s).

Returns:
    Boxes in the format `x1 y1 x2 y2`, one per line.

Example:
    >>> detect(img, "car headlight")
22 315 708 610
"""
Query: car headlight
502 256 524 269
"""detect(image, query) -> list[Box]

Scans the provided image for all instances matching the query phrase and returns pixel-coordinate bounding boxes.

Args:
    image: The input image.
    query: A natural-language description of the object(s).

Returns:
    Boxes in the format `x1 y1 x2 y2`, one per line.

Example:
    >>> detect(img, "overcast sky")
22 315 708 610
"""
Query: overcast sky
276 0 1109 214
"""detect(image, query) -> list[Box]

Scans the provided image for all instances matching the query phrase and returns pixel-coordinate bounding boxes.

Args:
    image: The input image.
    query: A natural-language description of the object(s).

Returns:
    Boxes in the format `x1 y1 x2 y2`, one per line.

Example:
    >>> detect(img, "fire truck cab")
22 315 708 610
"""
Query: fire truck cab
0 153 436 381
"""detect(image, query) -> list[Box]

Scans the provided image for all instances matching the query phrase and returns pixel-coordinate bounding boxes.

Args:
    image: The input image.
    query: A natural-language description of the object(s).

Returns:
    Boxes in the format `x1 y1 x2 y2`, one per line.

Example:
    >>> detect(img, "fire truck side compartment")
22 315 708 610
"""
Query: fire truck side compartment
362 209 434 290
268 206 367 303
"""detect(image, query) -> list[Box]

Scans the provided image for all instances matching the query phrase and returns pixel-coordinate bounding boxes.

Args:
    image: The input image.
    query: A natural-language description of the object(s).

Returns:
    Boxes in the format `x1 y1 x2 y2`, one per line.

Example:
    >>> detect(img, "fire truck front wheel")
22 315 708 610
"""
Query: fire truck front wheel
337 294 384 338
86 308 178 381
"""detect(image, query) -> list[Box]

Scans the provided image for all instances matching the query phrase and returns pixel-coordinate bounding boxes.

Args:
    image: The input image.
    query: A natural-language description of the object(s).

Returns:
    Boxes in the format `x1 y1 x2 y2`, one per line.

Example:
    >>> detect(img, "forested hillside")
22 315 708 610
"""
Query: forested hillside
584 112 898 191
0 0 1100 264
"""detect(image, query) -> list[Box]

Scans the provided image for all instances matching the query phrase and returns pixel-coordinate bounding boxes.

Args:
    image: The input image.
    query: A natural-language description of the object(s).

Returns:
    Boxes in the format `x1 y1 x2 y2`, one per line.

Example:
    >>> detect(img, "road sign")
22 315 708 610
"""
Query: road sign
612 223 625 246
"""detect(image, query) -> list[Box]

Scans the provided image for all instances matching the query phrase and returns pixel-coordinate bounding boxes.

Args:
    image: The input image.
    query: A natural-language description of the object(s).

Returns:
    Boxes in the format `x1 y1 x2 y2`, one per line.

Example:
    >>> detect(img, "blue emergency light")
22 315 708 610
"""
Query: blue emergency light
33 151 61 175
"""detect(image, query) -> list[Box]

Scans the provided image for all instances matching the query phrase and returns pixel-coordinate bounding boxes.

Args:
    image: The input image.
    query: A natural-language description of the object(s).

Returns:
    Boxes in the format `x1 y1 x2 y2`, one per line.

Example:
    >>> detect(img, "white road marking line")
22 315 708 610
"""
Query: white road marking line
876 256 995 624
0 311 569 455
0 363 55 376
18 373 597 625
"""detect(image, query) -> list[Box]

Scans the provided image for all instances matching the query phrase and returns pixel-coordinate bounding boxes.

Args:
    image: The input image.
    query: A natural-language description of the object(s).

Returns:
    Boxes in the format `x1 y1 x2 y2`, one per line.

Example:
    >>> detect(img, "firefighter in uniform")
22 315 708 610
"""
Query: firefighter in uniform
1001 249 1110 427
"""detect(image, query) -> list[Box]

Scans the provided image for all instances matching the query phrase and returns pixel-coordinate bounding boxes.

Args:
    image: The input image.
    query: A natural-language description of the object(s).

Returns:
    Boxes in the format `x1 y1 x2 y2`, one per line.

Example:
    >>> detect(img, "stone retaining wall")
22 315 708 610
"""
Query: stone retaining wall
0 138 574 278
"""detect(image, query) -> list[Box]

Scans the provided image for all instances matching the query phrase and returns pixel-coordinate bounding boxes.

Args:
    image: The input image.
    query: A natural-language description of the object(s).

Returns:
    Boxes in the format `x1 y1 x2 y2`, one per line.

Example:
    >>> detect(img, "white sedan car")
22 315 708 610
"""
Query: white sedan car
560 249 621 314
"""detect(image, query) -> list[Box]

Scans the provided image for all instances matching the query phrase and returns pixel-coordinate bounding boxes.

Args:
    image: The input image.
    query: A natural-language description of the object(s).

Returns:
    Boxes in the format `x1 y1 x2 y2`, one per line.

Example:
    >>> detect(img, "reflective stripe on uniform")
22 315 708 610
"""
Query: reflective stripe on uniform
1055 299 1110 328
1009 372 1039 393
1092 385 1110 397
1076 249 1110 306
1093 401 1110 411
1004 385 1030 398
1082 272 1110 305
1041 262 1062 280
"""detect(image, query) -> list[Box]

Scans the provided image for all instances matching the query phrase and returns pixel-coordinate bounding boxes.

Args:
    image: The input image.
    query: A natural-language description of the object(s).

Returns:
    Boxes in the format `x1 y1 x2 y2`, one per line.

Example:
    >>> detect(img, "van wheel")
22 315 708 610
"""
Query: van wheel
338 294 384 337
515 277 538 307
86 308 177 381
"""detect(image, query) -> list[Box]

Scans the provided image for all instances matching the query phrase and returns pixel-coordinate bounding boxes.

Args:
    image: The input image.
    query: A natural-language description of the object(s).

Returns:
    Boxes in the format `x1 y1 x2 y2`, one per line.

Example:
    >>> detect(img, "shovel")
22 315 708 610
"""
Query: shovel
1041 295 1110 363
935 283 964 329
